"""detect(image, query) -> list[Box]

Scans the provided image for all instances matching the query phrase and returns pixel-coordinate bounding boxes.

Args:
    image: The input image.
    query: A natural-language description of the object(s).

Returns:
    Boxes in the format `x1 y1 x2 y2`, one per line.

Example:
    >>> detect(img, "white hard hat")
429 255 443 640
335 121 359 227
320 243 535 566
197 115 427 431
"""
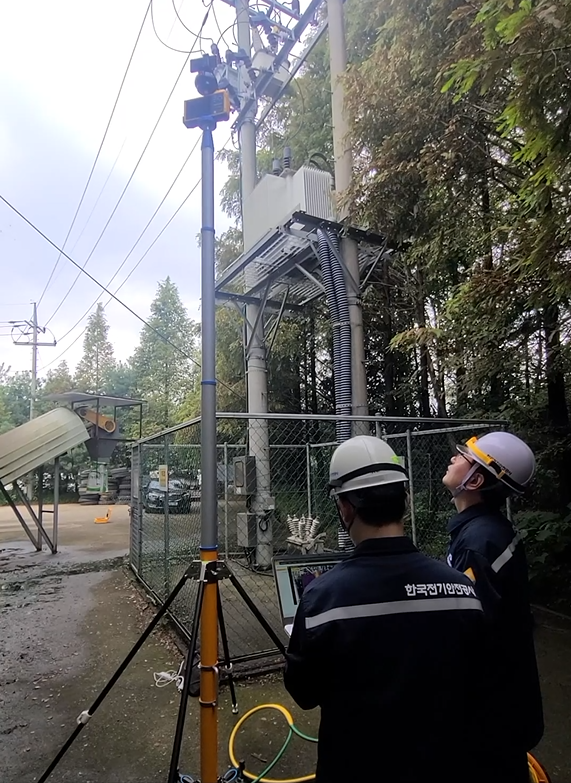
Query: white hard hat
329 435 408 496
457 431 536 494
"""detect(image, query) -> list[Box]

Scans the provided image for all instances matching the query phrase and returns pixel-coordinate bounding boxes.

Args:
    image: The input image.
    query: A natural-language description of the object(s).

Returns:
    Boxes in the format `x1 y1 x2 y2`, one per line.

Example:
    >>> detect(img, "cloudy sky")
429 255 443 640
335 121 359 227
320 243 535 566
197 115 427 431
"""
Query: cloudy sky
0 0 243 377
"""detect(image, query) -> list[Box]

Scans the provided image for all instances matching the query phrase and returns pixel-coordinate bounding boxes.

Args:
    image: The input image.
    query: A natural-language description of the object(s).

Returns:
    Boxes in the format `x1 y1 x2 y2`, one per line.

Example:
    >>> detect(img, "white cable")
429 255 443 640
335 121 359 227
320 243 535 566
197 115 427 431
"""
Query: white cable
153 660 185 690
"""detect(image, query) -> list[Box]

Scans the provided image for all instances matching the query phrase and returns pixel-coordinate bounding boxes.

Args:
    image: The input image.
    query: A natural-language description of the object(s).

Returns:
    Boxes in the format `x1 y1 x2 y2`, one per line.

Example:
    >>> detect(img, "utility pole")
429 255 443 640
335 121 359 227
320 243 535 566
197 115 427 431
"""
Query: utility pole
327 0 369 433
11 302 57 498
30 302 38 420
237 0 273 568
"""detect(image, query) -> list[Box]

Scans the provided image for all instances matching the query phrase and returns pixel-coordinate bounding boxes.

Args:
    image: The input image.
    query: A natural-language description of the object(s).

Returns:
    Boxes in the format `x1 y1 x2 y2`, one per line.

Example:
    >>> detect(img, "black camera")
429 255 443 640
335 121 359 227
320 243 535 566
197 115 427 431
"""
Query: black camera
190 54 219 96
183 55 230 129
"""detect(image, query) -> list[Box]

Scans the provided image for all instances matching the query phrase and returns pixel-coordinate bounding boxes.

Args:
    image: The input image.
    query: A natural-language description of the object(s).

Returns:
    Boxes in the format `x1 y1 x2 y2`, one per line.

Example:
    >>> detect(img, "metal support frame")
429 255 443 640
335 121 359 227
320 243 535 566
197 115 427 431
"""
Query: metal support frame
319 227 360 300
265 289 289 363
245 280 272 356
163 435 171 595
0 476 57 553
221 0 302 22
405 429 417 546
254 20 328 131
231 0 325 131
293 262 327 294
215 289 304 313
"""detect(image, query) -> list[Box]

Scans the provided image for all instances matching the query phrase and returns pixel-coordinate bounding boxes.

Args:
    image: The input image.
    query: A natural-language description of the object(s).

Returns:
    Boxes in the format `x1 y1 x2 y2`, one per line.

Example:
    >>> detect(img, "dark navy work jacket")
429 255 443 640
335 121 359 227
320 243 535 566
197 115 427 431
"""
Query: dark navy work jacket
447 503 544 752
284 537 494 783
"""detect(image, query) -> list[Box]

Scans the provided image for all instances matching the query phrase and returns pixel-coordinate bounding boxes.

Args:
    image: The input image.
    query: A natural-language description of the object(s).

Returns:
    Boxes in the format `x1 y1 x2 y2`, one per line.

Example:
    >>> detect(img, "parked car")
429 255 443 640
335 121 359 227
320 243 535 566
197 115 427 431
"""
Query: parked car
144 479 194 514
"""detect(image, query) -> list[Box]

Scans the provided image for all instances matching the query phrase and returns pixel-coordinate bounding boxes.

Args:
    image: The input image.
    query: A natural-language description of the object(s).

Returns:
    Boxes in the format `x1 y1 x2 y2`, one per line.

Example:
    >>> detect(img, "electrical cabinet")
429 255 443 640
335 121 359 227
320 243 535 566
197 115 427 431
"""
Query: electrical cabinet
236 512 257 548
233 456 257 495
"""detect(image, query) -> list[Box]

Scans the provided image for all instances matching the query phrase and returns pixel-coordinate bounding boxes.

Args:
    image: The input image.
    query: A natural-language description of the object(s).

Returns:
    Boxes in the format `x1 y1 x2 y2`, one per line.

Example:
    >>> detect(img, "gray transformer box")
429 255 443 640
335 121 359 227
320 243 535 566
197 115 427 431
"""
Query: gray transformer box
233 455 257 495
236 512 257 548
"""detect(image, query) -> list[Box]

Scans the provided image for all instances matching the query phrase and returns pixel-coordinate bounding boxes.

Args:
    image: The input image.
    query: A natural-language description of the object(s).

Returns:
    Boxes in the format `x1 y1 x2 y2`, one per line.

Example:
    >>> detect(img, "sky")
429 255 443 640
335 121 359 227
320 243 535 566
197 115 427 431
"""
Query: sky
0 0 243 377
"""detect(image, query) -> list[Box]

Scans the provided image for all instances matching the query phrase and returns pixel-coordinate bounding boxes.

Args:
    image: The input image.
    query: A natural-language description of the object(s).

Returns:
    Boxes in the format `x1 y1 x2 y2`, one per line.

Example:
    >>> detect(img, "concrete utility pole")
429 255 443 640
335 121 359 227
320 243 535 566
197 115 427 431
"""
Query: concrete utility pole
236 0 273 568
30 301 38 420
12 302 57 498
327 0 369 433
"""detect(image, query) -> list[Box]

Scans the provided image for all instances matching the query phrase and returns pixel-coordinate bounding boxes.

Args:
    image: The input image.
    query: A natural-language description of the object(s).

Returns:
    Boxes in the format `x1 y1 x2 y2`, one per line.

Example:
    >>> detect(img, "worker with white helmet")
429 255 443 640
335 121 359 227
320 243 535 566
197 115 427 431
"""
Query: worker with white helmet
443 431 544 782
284 435 495 783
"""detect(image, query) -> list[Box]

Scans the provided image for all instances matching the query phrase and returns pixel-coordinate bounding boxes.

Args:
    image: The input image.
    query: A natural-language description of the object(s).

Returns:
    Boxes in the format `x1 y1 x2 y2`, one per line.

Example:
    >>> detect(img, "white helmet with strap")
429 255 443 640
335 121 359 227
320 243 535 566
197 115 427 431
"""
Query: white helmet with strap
329 435 408 496
456 431 536 496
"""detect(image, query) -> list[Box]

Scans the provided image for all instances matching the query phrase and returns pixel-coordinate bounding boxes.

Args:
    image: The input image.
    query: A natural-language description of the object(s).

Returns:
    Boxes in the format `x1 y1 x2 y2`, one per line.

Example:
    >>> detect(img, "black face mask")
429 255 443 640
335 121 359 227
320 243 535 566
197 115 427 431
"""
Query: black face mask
335 496 356 536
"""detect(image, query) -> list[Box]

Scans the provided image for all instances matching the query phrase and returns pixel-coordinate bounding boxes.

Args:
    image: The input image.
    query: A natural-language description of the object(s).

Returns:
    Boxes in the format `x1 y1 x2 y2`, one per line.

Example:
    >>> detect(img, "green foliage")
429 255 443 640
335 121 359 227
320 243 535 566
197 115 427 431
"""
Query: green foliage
131 277 199 434
74 303 116 394
517 508 571 603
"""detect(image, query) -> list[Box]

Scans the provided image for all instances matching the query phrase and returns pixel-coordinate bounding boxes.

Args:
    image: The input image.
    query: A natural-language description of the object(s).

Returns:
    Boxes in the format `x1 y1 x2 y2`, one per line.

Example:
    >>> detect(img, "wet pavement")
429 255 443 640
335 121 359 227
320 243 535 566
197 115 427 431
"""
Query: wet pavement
0 506 318 783
0 505 570 782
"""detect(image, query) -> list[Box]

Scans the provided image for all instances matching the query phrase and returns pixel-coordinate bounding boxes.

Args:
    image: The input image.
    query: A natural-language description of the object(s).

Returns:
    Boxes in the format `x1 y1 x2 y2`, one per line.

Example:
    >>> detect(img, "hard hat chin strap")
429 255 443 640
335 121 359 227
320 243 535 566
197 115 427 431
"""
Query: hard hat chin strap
451 462 481 498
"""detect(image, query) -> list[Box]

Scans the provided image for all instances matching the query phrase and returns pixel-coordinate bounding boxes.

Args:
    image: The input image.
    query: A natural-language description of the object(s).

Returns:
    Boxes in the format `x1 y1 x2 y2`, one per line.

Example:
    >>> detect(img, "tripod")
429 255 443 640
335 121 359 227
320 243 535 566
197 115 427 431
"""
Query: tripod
39 70 280 783
37 557 286 783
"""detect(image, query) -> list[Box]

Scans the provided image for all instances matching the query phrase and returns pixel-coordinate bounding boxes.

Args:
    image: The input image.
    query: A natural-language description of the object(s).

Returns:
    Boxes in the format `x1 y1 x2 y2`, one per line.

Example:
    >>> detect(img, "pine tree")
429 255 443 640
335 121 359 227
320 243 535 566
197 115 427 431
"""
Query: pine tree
74 303 116 394
131 277 198 432
43 361 74 395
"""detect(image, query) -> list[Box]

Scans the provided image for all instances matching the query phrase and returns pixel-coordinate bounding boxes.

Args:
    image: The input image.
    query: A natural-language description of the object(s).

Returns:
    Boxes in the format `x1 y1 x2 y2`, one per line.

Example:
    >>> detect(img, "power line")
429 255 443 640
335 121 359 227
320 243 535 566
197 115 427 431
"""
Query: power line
211 1 235 49
170 0 206 40
53 136 203 347
37 1 152 310
68 136 129 256
150 0 212 53
2 193 197 365
1 187 244 403
44 58 189 326
43 2 213 329
40 130 234 371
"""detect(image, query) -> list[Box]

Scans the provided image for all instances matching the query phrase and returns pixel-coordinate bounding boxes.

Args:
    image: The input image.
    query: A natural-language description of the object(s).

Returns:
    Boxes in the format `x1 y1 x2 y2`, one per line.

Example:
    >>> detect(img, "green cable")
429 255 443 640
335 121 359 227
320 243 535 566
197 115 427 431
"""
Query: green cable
249 724 318 783
291 726 318 743
251 728 294 783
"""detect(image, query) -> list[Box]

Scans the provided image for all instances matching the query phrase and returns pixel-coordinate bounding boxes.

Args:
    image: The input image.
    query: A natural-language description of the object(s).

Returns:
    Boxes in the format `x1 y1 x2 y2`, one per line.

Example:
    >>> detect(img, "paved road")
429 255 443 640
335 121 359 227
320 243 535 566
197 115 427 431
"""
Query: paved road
0 502 130 555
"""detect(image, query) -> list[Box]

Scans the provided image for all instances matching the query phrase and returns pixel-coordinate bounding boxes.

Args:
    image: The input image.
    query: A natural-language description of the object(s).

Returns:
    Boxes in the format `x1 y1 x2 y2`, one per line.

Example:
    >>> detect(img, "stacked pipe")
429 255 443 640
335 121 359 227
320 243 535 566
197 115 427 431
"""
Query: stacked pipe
317 227 354 550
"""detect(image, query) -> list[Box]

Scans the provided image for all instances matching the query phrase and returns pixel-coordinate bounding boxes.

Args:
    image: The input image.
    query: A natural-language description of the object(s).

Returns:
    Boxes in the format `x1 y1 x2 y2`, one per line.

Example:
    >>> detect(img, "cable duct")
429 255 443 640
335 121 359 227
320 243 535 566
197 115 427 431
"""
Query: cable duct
317 228 354 550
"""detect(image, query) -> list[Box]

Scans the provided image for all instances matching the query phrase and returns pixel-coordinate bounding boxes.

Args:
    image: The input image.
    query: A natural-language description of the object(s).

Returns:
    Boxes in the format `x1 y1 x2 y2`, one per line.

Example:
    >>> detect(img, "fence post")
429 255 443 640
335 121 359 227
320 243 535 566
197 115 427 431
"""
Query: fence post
163 436 170 596
406 429 417 546
306 442 312 517
224 442 229 559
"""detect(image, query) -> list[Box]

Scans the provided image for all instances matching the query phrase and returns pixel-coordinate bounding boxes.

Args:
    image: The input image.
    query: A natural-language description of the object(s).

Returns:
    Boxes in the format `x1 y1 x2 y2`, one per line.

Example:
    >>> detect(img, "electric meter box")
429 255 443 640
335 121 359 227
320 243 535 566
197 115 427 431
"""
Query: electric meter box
236 512 257 548
233 456 256 495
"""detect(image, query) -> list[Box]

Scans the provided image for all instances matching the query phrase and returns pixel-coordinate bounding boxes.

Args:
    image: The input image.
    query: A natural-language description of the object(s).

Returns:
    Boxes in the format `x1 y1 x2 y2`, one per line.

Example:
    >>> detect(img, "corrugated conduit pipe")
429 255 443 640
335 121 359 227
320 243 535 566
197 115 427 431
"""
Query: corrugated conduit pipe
317 228 354 550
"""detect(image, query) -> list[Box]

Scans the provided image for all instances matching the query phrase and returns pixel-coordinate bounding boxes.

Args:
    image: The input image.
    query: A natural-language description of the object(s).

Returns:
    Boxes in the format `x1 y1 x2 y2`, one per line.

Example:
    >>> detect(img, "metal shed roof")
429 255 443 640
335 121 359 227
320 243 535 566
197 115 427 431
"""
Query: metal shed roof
0 408 90 485
45 391 144 408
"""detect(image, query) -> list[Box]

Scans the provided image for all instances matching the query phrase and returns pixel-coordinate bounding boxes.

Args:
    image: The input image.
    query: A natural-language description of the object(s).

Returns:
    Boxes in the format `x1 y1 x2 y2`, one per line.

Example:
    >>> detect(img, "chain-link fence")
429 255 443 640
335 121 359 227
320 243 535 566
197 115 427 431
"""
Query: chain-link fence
129 414 504 664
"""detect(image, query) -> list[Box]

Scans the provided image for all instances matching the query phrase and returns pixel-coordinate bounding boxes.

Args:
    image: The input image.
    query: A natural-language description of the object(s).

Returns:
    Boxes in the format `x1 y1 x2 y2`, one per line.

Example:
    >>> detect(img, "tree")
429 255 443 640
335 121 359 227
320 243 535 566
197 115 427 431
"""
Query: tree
0 371 33 428
74 303 116 394
131 277 198 433
42 361 74 395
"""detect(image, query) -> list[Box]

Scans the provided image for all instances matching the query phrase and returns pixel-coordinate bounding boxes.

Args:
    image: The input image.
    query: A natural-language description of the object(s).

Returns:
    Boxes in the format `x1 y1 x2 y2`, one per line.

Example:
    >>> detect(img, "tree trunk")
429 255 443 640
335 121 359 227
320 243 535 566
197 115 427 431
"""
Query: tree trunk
309 314 318 415
544 303 571 508
456 362 468 414
544 304 569 431
481 174 493 271
382 258 397 415
415 268 431 417
425 346 447 418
